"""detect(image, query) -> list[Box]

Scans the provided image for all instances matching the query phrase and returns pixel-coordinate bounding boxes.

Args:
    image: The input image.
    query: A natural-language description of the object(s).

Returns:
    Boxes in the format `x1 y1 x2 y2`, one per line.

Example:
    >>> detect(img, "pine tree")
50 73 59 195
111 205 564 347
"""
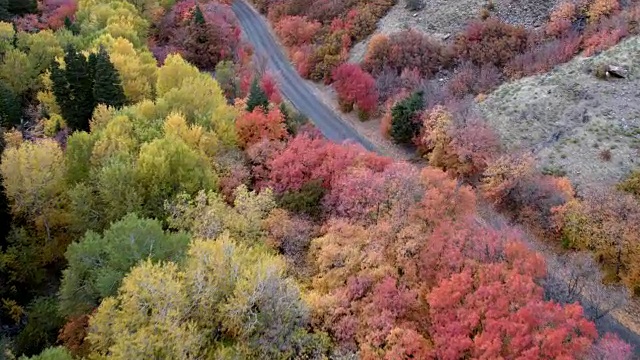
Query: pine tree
246 77 269 112
64 16 80 35
6 0 36 16
0 81 21 126
92 47 126 108
390 90 424 144
51 46 96 132
193 5 206 25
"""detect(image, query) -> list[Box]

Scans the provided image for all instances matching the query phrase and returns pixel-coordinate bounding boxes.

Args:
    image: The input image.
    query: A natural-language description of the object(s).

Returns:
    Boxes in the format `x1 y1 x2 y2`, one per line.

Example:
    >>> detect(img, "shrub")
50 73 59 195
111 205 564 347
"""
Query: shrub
587 0 620 23
504 32 581 78
236 108 288 149
546 1 578 37
390 91 425 144
275 16 321 47
332 63 378 116
582 18 628 56
279 179 326 217
453 18 530 67
617 170 640 197
363 30 449 76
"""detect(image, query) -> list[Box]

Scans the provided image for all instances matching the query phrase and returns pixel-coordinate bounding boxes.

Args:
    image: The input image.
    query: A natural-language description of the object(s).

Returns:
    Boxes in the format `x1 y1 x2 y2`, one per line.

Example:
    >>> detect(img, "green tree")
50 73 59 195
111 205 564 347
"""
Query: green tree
390 90 425 144
51 45 95 131
19 346 73 360
13 296 64 357
91 46 127 109
193 4 205 25
246 77 268 112
0 81 20 126
58 213 190 317
6 0 37 16
0 128 10 246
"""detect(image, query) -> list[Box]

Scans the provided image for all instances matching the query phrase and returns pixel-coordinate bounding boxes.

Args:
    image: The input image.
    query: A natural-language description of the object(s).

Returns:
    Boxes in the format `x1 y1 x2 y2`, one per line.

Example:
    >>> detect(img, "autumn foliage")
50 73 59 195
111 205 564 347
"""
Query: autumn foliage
235 108 288 149
331 63 378 117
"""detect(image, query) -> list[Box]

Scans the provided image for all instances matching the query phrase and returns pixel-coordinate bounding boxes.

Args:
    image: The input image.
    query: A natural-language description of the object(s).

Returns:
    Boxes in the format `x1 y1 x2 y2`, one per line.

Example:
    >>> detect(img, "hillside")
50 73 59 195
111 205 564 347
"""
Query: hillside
480 36 640 188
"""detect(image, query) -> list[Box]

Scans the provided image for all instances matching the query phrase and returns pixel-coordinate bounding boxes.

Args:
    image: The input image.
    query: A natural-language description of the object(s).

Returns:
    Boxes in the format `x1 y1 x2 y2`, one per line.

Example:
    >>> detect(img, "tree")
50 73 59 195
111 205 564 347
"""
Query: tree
58 214 191 317
13 296 65 357
19 346 73 360
0 129 10 247
50 45 95 131
390 91 424 144
0 80 20 126
332 63 378 117
86 236 329 359
454 18 530 67
0 139 66 242
236 107 288 149
91 46 126 109
247 77 269 112
192 4 205 25
427 262 597 359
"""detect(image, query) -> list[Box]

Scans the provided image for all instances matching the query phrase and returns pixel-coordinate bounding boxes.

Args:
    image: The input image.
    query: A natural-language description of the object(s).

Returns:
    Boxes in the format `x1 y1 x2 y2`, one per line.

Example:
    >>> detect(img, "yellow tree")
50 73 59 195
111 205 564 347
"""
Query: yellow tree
0 139 67 242
87 235 329 359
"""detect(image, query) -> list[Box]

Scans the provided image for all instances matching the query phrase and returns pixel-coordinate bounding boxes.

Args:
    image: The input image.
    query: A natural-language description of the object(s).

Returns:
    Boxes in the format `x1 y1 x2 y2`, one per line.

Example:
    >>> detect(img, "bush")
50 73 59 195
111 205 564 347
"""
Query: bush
363 30 450 76
453 18 530 67
504 32 581 79
587 0 620 23
390 91 425 144
279 179 326 217
618 170 640 197
236 108 288 149
275 15 321 47
332 63 378 116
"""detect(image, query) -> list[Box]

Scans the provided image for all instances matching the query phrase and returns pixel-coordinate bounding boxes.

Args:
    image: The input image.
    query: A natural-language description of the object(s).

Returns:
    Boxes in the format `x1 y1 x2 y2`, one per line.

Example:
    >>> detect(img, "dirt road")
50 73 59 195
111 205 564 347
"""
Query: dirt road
231 0 378 153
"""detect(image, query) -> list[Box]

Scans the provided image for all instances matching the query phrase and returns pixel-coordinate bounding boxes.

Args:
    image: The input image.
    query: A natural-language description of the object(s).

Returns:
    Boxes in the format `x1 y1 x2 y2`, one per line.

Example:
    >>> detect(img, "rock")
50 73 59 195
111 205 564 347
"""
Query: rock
607 65 628 79
413 13 418 17
443 33 451 40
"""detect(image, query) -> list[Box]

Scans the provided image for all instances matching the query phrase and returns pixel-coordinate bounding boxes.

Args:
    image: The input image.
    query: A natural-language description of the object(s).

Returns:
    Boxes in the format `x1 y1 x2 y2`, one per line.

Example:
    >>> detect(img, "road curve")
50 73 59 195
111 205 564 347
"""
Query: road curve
231 0 379 153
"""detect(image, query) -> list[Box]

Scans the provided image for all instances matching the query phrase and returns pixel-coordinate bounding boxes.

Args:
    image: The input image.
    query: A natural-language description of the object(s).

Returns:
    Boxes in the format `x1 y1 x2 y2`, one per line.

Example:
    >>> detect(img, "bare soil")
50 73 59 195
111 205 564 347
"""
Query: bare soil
479 36 640 189
349 0 557 63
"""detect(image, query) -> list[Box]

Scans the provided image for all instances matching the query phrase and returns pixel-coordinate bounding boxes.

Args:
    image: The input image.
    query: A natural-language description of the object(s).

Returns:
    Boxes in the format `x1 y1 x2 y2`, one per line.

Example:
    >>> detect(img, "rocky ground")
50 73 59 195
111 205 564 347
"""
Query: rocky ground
479 36 640 189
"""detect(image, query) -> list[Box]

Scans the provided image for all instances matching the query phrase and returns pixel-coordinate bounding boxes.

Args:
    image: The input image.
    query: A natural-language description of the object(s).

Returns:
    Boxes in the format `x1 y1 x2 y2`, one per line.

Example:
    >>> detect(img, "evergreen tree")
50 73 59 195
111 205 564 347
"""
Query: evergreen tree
0 0 10 21
0 81 21 126
193 5 205 25
7 0 37 16
51 46 96 132
390 90 424 144
246 77 268 112
64 16 80 35
92 47 126 108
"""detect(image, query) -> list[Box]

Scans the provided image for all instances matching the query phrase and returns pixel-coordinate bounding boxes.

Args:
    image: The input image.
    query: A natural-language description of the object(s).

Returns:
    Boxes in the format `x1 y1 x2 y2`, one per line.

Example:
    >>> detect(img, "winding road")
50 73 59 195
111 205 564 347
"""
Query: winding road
230 0 379 153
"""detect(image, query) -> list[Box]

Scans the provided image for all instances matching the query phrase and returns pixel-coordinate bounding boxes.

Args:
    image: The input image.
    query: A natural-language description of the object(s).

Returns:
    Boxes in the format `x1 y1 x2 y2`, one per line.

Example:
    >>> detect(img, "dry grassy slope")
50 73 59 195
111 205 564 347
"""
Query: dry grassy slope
349 0 556 63
479 36 640 189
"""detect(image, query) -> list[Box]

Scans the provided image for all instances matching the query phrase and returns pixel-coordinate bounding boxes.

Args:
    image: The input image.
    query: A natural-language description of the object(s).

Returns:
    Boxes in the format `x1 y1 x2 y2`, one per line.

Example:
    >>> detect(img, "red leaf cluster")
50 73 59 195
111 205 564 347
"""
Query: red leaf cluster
331 63 378 115
236 108 288 149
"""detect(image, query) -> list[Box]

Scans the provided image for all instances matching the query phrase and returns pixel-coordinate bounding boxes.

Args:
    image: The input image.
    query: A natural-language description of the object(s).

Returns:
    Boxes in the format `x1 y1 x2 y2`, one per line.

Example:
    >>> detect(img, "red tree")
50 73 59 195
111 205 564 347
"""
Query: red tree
275 15 321 46
260 72 282 104
266 132 389 193
236 108 288 149
427 262 597 359
332 63 378 116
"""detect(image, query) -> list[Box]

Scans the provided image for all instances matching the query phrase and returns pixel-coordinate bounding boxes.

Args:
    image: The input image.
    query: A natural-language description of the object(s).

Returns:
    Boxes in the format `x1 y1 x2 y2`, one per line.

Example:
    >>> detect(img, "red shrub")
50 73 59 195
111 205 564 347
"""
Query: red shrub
587 0 621 23
236 108 288 149
332 63 378 116
363 30 450 76
546 1 578 37
505 32 582 78
266 132 388 193
275 15 321 47
453 18 530 67
260 72 283 104
582 18 628 56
